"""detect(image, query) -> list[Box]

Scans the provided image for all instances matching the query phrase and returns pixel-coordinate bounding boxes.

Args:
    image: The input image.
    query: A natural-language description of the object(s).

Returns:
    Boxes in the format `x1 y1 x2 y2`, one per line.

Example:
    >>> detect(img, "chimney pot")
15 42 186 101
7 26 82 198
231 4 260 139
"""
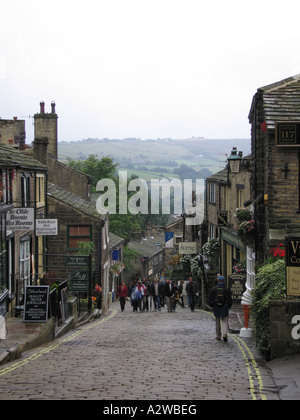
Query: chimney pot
51 101 56 113
40 101 45 113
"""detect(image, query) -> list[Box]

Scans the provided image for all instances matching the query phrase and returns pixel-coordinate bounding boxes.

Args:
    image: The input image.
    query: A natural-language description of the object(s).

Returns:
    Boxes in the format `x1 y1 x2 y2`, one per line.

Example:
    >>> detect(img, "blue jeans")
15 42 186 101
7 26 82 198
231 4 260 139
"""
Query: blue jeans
153 295 161 310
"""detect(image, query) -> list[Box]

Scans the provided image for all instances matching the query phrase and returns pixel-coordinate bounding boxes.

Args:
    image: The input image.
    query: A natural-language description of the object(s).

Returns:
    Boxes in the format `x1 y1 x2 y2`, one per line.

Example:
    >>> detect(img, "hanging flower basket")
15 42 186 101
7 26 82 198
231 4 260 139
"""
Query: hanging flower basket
237 219 255 246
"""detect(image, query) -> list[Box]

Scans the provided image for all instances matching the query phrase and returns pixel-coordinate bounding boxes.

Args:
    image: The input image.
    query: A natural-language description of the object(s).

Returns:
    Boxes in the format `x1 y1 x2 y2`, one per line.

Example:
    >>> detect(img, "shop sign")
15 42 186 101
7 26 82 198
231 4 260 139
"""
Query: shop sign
24 286 49 323
66 256 90 292
36 219 58 236
276 122 300 147
286 236 300 296
6 208 34 231
179 242 197 255
228 274 246 302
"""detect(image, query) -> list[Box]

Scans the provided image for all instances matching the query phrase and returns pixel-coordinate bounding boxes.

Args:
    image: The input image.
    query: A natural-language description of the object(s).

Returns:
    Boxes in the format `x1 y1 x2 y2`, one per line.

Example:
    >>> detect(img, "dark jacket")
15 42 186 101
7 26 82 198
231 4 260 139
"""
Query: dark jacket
186 281 198 296
164 281 175 298
210 283 232 318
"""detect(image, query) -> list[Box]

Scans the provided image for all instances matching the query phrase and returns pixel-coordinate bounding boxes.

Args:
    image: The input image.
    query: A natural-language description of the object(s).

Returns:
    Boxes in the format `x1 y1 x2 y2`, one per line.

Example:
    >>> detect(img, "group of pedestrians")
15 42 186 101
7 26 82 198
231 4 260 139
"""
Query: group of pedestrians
117 273 233 343
116 277 199 314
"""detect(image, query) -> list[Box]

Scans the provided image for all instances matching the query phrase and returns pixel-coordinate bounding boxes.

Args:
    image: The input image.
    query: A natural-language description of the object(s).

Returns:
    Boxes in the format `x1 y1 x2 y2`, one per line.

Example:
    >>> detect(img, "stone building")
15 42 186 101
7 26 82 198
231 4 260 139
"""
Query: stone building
248 74 300 357
249 74 300 263
32 102 111 313
0 102 112 316
204 148 252 299
125 231 165 283
0 142 48 315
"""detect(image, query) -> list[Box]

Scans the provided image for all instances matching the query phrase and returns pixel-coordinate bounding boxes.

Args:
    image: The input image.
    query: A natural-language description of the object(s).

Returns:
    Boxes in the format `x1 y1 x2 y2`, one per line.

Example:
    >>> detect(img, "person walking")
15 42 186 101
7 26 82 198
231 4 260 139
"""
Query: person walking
150 278 161 311
186 277 198 312
142 278 150 311
164 279 175 313
117 281 128 312
130 280 142 312
177 280 185 308
209 275 232 342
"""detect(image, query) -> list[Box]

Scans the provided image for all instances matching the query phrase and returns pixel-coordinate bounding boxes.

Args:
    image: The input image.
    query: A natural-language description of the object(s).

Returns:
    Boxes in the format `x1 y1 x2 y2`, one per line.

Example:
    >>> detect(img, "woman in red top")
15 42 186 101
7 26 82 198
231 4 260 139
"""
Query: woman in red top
117 281 128 312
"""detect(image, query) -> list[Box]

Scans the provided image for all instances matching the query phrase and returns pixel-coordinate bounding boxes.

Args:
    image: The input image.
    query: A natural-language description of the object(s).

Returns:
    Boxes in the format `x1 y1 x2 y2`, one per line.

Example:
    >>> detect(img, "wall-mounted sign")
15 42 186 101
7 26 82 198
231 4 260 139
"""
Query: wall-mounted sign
276 122 300 147
66 256 90 292
36 219 58 236
6 208 34 231
286 236 300 296
179 242 197 255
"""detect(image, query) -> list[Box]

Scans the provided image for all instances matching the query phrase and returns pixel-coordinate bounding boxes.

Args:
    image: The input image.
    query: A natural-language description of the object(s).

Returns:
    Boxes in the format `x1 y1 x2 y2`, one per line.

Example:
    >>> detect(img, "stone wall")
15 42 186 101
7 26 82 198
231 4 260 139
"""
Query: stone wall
269 298 300 359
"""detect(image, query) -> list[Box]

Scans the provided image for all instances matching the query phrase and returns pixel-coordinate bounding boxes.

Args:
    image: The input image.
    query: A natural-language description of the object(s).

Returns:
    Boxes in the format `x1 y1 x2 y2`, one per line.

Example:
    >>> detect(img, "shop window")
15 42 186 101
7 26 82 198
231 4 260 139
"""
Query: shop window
67 226 92 250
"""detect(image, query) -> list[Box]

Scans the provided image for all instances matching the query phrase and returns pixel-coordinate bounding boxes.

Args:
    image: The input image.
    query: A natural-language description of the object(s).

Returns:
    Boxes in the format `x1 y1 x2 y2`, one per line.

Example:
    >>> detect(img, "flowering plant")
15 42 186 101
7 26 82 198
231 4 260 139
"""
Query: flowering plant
202 238 220 257
233 262 246 275
237 219 255 246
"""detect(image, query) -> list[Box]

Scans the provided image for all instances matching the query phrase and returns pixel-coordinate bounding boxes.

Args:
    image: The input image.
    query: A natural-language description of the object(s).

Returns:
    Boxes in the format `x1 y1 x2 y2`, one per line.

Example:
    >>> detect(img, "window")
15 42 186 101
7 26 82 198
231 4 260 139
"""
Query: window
0 215 7 291
209 223 215 240
20 239 31 294
21 173 31 207
209 182 216 204
237 185 245 209
67 226 92 249
0 169 13 205
36 175 45 206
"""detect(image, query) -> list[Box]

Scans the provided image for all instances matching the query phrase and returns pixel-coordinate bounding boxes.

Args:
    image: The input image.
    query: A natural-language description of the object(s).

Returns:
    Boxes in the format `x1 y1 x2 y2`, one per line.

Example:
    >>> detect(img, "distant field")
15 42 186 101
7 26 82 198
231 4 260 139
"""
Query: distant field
58 138 250 179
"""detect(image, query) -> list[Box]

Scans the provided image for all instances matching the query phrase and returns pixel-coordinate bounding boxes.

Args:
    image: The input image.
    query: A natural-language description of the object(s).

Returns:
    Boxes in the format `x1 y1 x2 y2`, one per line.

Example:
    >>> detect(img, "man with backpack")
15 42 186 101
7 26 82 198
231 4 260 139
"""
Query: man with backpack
209 275 232 342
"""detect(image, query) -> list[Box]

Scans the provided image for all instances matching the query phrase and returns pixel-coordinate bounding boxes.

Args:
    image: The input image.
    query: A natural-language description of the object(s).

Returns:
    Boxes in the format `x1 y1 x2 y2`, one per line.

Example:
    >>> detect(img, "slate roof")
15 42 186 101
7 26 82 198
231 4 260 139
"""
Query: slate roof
249 74 300 130
47 182 107 220
0 144 48 171
109 232 124 249
206 167 228 184
127 232 165 258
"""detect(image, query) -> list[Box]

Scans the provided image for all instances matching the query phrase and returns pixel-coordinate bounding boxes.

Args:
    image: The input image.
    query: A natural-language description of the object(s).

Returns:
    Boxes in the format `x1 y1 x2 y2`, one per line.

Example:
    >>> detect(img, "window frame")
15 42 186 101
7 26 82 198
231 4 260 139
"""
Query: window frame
67 225 93 250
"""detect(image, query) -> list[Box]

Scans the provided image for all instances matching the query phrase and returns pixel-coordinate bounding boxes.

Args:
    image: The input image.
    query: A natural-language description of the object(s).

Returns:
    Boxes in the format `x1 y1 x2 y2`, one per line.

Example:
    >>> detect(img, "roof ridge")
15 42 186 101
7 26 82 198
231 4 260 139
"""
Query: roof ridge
259 74 300 93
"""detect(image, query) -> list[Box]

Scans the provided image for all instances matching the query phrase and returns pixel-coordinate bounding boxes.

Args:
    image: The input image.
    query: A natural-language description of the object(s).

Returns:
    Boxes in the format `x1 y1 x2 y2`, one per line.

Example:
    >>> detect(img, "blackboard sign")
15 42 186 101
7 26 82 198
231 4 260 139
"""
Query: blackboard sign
228 274 246 302
23 286 49 323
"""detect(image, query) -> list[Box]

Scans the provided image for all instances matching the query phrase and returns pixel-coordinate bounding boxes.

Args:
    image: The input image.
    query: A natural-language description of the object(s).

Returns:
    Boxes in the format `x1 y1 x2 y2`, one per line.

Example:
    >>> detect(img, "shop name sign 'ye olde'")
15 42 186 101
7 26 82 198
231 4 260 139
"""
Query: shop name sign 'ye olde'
7 208 34 231
286 237 300 296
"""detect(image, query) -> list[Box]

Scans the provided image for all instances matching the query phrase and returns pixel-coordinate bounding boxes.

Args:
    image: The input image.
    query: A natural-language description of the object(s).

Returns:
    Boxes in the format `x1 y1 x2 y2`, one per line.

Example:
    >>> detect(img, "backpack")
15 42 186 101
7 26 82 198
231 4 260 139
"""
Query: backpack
215 286 225 307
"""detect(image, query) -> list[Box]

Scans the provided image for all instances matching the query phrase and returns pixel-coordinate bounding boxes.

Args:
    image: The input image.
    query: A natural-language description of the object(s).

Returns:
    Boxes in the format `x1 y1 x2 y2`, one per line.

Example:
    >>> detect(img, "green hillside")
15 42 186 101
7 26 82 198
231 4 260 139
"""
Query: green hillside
58 137 251 179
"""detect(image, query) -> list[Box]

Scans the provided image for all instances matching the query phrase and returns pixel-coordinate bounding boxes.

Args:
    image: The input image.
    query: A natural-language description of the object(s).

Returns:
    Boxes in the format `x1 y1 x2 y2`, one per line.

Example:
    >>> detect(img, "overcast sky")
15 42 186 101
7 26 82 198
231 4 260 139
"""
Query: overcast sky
1 0 300 142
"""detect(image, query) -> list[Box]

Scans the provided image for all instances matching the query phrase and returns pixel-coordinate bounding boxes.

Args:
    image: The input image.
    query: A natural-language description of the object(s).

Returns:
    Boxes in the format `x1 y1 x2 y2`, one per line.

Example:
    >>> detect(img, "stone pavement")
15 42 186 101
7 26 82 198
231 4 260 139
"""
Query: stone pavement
0 302 281 400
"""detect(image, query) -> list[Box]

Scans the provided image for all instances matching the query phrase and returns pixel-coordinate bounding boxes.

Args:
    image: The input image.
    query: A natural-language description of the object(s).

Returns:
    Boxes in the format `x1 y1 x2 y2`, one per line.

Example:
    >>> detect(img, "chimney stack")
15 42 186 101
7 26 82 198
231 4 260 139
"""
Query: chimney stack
34 101 58 159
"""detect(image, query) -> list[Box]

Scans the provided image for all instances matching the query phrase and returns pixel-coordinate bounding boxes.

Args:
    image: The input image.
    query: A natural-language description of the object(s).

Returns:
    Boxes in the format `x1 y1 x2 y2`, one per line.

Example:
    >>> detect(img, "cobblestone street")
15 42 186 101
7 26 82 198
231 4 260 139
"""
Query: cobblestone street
0 303 279 400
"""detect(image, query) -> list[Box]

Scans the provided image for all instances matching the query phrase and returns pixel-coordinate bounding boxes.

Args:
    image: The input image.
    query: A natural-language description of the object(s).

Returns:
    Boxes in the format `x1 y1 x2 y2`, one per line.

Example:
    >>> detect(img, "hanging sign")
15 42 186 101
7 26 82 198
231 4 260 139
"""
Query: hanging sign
179 242 197 255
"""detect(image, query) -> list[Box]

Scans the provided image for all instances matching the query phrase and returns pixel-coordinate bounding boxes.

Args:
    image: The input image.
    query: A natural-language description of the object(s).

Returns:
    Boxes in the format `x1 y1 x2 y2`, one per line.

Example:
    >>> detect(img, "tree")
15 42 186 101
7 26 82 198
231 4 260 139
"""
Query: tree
67 154 118 189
